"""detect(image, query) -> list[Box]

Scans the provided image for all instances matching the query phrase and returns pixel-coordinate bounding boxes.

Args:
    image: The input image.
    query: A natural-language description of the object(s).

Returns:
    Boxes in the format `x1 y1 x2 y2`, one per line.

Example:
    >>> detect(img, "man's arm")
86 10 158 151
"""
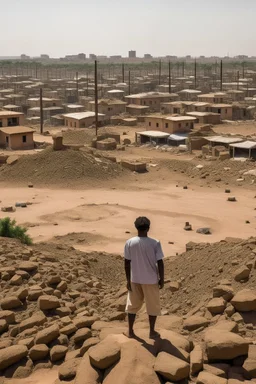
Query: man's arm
124 259 132 291
157 259 164 289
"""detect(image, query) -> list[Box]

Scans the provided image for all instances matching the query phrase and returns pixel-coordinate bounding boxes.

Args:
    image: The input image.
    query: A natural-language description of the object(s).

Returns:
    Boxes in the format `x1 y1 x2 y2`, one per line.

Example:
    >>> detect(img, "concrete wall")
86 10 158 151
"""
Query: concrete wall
145 117 194 134
89 103 126 116
0 114 25 127
211 106 232 120
0 132 34 150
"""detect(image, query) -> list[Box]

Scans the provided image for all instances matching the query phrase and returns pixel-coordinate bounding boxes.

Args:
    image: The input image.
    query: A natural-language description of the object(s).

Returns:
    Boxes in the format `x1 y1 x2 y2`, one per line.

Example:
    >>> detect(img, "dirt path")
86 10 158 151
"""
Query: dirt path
0 183 255 256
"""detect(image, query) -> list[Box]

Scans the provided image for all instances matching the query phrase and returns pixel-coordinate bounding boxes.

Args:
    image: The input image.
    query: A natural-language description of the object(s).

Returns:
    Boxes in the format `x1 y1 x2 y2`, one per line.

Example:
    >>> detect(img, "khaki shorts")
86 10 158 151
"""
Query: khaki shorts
126 283 161 316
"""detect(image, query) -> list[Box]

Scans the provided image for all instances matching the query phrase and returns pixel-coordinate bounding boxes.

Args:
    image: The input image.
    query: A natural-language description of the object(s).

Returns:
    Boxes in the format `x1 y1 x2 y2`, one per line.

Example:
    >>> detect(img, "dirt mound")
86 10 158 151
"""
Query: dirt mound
163 237 256 315
0 147 126 187
62 127 121 146
160 158 256 187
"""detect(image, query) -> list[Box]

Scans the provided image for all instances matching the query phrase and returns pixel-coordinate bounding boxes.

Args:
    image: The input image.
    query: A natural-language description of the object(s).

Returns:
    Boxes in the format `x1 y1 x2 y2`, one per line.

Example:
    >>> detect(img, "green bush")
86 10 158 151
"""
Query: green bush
0 217 32 245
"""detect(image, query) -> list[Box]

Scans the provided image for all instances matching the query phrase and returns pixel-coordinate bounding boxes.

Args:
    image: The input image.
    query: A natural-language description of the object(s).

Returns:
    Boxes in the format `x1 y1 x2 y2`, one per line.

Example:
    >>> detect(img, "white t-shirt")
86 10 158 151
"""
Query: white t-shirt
124 236 164 284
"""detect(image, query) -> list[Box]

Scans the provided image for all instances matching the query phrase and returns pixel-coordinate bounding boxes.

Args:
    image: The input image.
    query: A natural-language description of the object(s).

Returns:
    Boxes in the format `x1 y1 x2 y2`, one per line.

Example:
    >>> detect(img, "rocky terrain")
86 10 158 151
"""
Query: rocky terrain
0 236 256 383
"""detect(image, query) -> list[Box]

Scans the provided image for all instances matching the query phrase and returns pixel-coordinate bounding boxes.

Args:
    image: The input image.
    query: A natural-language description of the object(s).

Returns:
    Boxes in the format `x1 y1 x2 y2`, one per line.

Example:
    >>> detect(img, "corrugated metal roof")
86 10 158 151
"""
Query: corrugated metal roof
230 141 256 149
168 133 188 141
205 136 243 144
63 112 105 120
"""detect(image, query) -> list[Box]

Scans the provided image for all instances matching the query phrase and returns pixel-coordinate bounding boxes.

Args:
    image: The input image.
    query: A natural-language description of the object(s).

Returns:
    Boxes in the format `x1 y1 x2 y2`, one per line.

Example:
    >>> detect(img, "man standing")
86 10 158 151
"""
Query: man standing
124 216 164 339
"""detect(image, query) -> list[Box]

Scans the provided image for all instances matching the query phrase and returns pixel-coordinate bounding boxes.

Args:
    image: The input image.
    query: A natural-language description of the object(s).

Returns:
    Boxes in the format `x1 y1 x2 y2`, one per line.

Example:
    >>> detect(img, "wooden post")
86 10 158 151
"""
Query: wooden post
128 70 131 95
194 59 197 89
159 59 161 86
220 60 223 91
40 88 43 134
94 60 98 136
76 71 79 102
168 61 171 94
122 63 125 83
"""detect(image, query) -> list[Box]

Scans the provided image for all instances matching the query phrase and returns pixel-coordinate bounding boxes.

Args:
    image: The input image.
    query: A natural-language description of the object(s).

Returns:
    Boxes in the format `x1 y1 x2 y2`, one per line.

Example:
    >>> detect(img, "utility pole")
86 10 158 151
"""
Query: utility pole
86 71 89 96
122 63 125 83
168 61 172 94
220 60 223 91
194 59 197 89
76 71 79 102
182 61 185 77
94 60 98 136
237 70 240 90
159 60 161 85
128 70 131 95
40 88 43 135
242 62 245 78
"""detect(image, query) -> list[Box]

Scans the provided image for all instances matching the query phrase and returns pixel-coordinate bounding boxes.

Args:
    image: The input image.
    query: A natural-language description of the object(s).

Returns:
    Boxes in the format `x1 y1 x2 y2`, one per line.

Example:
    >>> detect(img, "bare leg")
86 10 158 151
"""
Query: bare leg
149 316 160 338
125 313 136 338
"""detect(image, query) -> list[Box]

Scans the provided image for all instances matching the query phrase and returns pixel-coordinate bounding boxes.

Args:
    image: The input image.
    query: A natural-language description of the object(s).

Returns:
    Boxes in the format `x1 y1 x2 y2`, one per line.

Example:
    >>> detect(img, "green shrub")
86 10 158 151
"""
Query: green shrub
0 217 32 245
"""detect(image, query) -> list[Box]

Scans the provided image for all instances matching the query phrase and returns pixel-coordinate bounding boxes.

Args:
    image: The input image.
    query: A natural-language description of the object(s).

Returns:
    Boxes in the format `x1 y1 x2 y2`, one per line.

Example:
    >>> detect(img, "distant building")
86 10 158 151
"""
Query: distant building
88 99 127 116
63 111 106 128
78 53 86 60
40 54 50 60
0 126 35 150
20 54 30 60
89 54 97 60
144 115 197 134
0 110 25 127
144 54 152 59
129 50 136 58
110 55 122 60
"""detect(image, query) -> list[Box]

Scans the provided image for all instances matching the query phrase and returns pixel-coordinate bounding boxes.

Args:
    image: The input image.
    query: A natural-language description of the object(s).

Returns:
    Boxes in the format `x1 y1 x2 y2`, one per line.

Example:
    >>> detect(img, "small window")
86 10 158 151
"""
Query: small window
225 109 227 113
0 120 2 127
186 123 189 127
22 135 27 143
218 109 221 114
6 136 9 144
179 123 181 128
74 122 76 128
165 123 168 128
156 123 159 128
108 107 111 111
149 122 151 127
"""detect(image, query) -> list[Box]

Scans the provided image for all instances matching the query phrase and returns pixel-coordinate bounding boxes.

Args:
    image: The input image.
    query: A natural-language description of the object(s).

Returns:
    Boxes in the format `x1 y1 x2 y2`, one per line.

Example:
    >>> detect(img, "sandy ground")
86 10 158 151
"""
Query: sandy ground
3 368 58 384
0 183 255 256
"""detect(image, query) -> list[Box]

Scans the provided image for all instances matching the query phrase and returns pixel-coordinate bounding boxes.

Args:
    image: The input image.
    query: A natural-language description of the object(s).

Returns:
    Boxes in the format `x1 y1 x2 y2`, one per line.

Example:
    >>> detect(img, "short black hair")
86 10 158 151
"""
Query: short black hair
134 216 150 231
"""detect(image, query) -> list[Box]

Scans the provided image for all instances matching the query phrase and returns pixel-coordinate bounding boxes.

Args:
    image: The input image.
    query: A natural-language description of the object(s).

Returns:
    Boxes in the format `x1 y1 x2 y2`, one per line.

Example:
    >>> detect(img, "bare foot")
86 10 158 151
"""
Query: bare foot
149 331 160 339
123 331 136 339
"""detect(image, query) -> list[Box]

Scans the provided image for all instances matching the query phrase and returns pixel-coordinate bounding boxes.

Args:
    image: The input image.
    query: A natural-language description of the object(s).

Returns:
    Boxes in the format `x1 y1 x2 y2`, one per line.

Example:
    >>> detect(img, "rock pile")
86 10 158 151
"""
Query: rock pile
0 236 256 382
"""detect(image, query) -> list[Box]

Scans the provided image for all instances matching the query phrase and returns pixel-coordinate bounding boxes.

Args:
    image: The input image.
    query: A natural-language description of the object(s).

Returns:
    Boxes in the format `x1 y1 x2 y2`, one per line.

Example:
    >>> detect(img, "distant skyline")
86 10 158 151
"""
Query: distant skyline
1 0 256 58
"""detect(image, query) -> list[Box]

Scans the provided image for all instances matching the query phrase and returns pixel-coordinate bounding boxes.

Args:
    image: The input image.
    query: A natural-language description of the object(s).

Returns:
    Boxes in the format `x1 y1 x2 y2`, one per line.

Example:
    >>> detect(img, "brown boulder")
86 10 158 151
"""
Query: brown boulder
213 285 234 301
183 316 209 331
38 295 60 310
72 328 92 344
73 315 99 329
18 261 38 272
190 344 203 376
0 310 15 324
154 351 190 382
233 266 250 282
196 371 227 384
10 274 22 286
75 354 103 384
35 323 60 345
59 358 81 381
19 312 47 332
0 345 28 370
0 296 22 310
50 345 68 362
207 298 226 315
89 337 121 370
103 336 161 384
0 319 8 334
205 329 249 361
231 289 256 312
29 344 49 361
80 337 100 356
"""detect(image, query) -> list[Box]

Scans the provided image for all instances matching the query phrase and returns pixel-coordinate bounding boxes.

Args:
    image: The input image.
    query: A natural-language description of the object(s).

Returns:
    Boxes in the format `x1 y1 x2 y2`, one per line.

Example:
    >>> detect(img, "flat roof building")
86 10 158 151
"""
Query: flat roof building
0 126 35 150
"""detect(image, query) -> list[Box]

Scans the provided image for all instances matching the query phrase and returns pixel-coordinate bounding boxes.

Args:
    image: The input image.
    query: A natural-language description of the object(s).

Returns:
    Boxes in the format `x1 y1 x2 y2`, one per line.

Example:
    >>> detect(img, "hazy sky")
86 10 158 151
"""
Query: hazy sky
1 0 255 57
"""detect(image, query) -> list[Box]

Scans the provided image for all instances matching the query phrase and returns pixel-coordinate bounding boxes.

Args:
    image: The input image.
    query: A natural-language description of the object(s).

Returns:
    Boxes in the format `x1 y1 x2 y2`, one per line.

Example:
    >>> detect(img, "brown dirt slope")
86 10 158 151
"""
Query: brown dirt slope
0 147 127 187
